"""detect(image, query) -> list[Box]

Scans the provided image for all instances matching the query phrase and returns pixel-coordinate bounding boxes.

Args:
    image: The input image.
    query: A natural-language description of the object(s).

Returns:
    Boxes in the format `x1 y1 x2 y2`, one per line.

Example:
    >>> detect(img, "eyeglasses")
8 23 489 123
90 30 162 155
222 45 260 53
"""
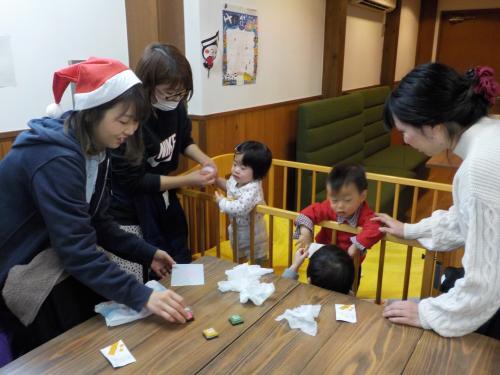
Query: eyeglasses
156 88 189 101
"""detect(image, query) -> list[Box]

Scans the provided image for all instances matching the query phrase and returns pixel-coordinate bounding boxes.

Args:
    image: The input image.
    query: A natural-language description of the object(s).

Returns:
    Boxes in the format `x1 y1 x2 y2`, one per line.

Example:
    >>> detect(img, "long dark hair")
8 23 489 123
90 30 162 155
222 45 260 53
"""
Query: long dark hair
384 63 499 139
135 43 193 103
65 84 149 165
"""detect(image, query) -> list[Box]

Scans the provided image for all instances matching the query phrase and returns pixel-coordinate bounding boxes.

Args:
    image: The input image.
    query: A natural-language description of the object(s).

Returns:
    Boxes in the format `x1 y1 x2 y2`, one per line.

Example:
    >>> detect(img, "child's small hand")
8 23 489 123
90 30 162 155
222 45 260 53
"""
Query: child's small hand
291 247 309 272
347 244 358 258
296 227 312 250
214 190 225 203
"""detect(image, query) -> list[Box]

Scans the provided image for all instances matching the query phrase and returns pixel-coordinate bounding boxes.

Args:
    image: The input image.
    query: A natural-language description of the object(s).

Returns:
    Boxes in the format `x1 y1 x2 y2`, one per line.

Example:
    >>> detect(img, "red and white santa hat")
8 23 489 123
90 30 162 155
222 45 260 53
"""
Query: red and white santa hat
46 57 141 118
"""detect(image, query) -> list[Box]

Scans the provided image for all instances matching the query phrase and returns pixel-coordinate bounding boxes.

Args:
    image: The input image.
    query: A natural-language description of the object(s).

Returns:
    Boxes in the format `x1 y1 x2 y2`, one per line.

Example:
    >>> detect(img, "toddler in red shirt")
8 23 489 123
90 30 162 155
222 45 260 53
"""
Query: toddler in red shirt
295 164 383 262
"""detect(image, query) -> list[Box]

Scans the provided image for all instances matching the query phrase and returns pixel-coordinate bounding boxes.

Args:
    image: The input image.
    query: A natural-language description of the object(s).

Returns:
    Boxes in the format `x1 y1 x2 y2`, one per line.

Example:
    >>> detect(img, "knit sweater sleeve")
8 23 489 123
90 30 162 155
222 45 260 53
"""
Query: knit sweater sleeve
403 205 464 251
418 196 500 336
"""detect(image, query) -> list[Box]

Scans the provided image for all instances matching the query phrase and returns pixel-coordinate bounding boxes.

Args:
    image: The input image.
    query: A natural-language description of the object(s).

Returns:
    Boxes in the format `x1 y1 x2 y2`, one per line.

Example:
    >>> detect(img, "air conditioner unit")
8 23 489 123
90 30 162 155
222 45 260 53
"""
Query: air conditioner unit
350 0 396 12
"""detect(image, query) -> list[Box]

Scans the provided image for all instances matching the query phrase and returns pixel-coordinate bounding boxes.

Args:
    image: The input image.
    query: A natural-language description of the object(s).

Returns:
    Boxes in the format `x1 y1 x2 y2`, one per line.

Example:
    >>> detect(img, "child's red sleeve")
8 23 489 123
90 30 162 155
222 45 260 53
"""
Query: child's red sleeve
356 206 384 249
299 200 331 224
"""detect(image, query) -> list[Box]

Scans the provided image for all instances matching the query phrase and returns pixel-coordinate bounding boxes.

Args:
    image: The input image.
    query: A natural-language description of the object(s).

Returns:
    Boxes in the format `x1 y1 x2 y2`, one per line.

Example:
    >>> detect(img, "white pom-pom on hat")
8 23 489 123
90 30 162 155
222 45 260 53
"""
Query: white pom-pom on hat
46 102 64 118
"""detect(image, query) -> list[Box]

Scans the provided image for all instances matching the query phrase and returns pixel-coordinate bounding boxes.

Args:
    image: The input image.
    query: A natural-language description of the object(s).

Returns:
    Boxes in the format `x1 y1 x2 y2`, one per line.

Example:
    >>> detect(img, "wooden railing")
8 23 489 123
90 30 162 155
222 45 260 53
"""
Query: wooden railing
178 154 456 303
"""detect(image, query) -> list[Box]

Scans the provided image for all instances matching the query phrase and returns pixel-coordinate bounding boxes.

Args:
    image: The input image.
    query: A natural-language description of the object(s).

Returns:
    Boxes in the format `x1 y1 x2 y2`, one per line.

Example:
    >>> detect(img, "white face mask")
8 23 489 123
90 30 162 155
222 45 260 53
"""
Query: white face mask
152 99 180 111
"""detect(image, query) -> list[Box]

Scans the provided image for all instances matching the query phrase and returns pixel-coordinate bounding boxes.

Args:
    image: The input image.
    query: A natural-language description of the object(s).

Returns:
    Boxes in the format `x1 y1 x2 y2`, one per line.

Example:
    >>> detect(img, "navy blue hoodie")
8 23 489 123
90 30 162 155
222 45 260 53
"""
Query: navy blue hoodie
0 115 157 311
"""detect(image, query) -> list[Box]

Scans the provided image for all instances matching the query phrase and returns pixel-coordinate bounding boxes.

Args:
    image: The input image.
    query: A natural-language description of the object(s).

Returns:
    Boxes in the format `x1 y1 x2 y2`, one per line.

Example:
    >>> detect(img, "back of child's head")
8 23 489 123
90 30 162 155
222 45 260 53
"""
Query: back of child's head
327 163 367 193
234 141 272 180
306 245 355 294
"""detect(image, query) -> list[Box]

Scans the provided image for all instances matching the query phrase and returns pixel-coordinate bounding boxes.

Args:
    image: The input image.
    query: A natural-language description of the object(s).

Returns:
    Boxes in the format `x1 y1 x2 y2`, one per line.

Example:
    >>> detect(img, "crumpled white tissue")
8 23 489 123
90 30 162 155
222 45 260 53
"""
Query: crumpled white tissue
95 280 166 327
275 304 322 336
218 263 275 305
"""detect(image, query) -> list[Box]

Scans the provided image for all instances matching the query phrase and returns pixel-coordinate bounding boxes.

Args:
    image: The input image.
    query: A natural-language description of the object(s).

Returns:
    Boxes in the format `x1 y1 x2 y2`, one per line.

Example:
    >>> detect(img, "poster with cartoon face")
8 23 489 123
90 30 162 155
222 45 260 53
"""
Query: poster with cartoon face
201 31 219 77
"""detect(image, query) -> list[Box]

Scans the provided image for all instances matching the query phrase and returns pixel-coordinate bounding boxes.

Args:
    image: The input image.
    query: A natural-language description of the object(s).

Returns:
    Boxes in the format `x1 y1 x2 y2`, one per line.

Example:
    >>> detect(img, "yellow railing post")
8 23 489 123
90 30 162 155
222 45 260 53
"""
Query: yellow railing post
232 217 238 263
282 166 288 210
268 215 274 268
177 155 453 300
249 209 255 264
376 240 386 304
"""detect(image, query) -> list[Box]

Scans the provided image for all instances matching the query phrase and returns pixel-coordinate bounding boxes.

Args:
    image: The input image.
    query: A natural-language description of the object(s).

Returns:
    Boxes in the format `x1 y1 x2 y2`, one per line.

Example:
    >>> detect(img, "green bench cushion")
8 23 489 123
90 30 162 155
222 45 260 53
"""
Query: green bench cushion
363 145 429 171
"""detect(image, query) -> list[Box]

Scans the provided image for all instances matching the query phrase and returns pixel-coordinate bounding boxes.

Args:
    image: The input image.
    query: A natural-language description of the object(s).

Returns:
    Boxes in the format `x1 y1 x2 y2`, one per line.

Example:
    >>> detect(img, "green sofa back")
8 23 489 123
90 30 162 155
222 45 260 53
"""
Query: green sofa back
296 86 416 216
357 86 391 158
296 94 366 209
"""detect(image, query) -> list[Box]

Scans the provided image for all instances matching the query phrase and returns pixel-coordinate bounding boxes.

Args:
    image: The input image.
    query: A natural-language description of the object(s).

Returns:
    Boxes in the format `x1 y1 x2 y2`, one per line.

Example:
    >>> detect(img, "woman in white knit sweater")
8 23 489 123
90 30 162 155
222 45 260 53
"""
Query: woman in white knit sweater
374 63 500 339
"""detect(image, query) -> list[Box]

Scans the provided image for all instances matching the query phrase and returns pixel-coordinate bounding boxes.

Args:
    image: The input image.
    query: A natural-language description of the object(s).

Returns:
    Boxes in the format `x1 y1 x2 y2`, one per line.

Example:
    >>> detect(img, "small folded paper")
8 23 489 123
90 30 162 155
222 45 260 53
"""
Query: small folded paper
335 304 357 323
100 340 136 368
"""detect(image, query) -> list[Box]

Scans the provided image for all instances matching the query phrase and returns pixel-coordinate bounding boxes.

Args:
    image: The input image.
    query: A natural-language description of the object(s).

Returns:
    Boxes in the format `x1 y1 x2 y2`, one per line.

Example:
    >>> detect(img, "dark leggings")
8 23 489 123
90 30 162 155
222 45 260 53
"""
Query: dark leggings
440 267 499 340
135 191 191 264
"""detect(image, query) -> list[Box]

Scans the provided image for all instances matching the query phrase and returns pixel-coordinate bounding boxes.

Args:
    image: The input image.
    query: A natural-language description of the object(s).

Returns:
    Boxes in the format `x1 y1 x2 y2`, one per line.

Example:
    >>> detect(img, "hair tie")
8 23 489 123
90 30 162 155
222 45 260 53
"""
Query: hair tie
473 66 500 105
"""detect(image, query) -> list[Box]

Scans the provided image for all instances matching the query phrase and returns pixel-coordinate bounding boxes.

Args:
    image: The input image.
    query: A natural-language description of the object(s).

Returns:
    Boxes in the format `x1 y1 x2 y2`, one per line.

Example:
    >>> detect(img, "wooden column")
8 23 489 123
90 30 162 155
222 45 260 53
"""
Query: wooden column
322 0 348 98
380 0 401 86
415 0 438 66
157 0 185 54
125 0 185 69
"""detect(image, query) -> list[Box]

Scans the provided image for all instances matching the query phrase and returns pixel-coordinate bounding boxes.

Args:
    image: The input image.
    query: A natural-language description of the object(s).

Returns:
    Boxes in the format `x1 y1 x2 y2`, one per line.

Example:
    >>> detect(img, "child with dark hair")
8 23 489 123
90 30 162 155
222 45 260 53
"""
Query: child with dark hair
215 141 272 264
283 245 355 294
295 164 383 263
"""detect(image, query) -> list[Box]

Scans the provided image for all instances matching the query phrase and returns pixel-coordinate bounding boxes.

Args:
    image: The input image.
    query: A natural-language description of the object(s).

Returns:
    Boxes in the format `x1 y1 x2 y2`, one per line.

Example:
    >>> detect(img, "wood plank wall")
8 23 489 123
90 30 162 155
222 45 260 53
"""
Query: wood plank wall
177 96 321 174
0 131 20 159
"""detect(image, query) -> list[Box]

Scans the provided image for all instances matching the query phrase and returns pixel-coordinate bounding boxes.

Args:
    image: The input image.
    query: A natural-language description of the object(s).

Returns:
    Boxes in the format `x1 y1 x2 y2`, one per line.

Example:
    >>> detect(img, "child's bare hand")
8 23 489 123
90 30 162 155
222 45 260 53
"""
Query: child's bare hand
296 228 312 250
291 247 309 271
347 244 358 258
214 190 225 203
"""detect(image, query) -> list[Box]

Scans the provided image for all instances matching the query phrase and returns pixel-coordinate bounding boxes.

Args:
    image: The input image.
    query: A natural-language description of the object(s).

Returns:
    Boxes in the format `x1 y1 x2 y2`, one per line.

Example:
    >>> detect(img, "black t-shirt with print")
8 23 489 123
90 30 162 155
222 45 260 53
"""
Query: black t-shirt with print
109 103 194 224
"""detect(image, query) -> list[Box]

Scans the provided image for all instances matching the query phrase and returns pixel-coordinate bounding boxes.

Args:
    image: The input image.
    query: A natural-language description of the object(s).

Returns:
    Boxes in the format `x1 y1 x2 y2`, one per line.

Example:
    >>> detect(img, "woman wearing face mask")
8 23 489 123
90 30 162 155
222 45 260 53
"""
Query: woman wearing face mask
109 43 216 272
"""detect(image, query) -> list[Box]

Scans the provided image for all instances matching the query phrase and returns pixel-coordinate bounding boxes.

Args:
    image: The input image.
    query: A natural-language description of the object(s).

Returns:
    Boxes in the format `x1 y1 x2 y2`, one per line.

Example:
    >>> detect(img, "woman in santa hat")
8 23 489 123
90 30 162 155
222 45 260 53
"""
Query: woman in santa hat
0 57 190 359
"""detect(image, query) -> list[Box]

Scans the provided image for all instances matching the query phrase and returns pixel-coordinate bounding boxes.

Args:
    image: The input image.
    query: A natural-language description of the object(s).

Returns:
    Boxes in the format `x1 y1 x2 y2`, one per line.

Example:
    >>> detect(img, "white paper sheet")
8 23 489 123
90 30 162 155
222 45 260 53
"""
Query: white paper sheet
171 264 205 286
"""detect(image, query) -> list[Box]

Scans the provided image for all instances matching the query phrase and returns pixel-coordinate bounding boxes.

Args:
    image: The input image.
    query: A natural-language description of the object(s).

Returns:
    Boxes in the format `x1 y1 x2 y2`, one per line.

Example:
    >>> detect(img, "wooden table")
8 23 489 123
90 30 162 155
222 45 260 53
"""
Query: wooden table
1 257 498 374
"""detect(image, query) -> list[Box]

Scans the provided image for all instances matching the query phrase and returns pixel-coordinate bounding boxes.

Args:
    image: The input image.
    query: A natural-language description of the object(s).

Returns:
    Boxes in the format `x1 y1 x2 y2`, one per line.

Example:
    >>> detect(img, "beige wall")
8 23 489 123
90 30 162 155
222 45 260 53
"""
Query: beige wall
342 4 385 91
395 0 420 81
0 0 129 132
344 0 422 89
183 0 326 115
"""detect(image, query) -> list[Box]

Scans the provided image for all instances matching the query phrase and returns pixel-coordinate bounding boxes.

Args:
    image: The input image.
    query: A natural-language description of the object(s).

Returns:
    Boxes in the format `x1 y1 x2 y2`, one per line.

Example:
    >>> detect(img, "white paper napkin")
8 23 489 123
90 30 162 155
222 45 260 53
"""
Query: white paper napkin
275 304 322 336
